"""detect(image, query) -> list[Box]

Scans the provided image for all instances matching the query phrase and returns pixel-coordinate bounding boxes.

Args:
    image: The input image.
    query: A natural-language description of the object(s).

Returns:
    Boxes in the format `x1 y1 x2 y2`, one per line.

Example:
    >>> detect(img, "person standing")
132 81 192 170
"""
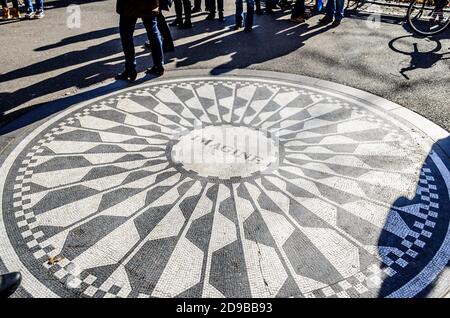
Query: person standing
235 0 255 32
24 0 44 19
1 0 20 19
171 0 192 28
116 0 165 81
319 0 345 26
205 0 224 21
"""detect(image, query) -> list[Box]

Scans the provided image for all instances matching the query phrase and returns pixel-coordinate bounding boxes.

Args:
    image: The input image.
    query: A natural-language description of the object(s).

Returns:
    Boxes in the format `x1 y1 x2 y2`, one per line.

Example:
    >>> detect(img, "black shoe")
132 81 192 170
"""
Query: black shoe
169 19 182 27
144 40 151 49
191 7 202 13
266 9 275 14
115 68 137 81
233 25 242 30
255 8 263 15
178 21 193 29
218 14 225 22
163 42 175 52
146 66 165 77
244 27 252 32
205 13 215 20
0 272 22 298
332 19 341 27
319 15 333 24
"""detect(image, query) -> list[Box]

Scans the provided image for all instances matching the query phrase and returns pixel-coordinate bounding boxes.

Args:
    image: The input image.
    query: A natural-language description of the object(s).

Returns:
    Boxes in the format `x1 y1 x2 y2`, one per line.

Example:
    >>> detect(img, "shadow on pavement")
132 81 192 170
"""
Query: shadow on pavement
170 17 332 74
0 11 332 134
389 35 450 80
378 136 450 297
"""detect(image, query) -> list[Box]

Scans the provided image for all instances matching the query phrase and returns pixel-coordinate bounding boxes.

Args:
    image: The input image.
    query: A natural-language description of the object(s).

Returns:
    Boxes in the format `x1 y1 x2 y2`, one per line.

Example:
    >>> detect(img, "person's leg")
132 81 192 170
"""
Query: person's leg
266 0 275 12
182 0 192 23
334 0 345 21
206 0 215 18
218 0 224 19
158 12 174 50
119 15 138 71
244 0 254 30
325 0 335 18
35 0 43 10
1 0 10 20
193 0 201 9
291 0 305 18
9 0 20 17
33 0 44 17
143 16 165 71
173 0 183 23
235 0 244 27
24 0 33 12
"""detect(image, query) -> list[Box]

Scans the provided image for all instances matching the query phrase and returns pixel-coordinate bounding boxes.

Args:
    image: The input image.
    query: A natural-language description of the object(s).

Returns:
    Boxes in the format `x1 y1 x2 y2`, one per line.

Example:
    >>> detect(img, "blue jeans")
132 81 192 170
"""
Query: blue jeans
24 0 43 12
235 0 254 29
119 15 164 70
325 0 345 20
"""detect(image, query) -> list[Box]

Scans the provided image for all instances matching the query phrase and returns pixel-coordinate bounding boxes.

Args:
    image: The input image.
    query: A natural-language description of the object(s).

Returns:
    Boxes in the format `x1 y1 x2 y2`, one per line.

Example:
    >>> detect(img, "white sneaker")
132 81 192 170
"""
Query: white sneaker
34 9 44 19
25 10 35 19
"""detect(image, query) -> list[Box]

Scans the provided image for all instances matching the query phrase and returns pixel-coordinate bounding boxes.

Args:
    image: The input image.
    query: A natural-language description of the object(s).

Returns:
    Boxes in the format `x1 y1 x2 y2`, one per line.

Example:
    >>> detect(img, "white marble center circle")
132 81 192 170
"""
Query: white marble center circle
171 125 279 179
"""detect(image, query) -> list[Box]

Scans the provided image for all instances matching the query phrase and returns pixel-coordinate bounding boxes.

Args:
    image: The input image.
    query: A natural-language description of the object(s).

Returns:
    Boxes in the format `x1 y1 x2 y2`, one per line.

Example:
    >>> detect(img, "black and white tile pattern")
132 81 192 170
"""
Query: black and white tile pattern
1 75 449 298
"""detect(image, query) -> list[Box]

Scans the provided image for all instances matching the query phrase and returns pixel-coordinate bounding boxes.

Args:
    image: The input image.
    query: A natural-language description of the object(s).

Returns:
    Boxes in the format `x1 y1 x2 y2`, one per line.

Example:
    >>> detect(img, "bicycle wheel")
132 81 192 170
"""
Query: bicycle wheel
407 0 450 36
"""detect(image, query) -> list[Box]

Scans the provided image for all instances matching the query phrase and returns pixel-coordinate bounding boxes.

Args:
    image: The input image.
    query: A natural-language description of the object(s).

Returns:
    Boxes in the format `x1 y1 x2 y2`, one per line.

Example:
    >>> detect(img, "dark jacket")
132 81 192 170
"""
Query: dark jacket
116 0 159 18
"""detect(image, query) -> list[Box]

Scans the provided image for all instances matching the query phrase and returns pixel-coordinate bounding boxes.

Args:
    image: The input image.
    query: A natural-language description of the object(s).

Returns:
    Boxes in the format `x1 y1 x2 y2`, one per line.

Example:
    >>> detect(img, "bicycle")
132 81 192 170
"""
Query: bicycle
407 0 450 36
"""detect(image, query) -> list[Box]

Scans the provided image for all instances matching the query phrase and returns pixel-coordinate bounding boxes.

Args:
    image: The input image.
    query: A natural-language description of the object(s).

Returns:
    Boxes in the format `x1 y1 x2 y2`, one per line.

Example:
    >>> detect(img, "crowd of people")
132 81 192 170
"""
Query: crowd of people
1 0 44 19
1 0 346 81
115 0 345 81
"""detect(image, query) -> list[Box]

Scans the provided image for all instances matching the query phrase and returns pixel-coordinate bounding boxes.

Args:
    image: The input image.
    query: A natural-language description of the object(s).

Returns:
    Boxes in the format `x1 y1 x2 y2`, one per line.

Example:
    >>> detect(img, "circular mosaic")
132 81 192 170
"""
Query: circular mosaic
1 75 449 298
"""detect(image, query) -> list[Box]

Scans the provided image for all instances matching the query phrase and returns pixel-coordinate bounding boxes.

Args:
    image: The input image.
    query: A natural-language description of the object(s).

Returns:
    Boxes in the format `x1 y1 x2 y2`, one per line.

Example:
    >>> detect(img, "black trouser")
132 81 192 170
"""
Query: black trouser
255 0 261 10
266 0 276 10
193 0 202 9
158 12 173 47
206 0 223 15
174 0 192 22
291 0 305 17
119 15 164 70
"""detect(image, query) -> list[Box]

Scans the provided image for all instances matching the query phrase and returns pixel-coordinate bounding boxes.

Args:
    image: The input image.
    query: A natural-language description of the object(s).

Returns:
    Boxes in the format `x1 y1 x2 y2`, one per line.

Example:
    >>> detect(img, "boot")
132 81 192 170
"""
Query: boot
0 272 22 298
205 13 215 20
1 7 11 20
10 7 21 19
115 68 138 81
178 20 193 29
146 66 165 77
